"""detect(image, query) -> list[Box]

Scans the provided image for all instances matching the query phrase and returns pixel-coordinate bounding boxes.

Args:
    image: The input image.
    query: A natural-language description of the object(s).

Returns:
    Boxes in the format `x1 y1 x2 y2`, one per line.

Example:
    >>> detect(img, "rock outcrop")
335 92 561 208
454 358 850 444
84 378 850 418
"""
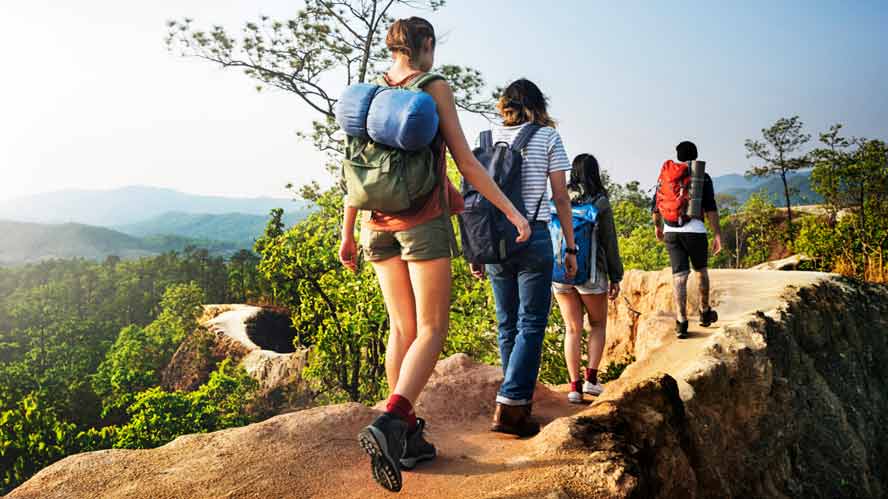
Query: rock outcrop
9 270 888 499
162 305 310 406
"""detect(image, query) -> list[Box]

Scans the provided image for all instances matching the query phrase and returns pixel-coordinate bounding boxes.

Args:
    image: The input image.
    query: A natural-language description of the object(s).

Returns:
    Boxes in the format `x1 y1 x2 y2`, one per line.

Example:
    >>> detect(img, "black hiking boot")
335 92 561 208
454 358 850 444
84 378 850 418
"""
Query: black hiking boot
400 417 437 470
700 308 719 327
491 403 540 437
358 413 407 492
676 320 689 339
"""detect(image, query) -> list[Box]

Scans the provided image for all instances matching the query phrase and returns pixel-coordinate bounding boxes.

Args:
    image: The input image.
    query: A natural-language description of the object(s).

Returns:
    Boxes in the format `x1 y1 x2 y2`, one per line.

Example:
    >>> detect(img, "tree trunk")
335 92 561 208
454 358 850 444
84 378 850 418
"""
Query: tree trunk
781 170 794 243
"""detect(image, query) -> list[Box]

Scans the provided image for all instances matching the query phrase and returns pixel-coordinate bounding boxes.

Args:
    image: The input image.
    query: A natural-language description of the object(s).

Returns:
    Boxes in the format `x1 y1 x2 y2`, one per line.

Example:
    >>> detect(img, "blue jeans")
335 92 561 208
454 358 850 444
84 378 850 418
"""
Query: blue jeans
486 224 553 405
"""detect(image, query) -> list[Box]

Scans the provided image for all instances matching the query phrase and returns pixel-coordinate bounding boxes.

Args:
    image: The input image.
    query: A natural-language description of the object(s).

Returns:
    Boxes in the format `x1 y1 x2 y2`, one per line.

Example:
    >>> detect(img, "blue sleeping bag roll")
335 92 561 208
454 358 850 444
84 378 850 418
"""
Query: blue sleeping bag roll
335 84 439 151
336 83 378 140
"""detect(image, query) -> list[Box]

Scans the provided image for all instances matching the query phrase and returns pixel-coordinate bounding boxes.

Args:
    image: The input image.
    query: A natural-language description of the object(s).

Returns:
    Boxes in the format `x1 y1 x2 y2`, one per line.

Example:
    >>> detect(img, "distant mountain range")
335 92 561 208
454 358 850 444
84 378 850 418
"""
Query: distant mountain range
0 176 823 266
0 186 313 266
0 220 242 266
114 211 307 243
712 170 821 205
0 186 309 227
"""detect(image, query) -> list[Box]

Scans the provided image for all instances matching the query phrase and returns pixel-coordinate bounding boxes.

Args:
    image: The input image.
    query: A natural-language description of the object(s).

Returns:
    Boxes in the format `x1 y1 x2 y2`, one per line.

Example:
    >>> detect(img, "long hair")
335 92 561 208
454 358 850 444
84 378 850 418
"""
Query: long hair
568 154 607 198
386 17 436 64
496 79 556 128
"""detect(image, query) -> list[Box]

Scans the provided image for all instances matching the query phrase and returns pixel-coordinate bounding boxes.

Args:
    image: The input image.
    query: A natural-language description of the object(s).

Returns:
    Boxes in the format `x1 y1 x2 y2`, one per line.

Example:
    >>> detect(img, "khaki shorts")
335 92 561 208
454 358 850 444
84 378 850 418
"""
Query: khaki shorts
360 215 453 262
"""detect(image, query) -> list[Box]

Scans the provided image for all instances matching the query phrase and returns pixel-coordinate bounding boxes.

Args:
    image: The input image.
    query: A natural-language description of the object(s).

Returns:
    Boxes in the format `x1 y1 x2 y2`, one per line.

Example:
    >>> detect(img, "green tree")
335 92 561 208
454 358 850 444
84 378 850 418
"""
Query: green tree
113 360 258 449
166 0 494 173
738 192 778 266
810 123 853 223
93 282 206 418
256 190 388 402
0 394 76 494
745 116 811 242
806 136 888 280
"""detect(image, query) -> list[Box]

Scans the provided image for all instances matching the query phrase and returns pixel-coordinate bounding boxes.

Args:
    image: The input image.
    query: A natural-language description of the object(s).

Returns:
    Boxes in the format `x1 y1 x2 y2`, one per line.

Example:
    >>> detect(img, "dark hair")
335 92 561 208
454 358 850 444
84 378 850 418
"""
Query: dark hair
569 154 607 198
386 17 436 64
676 141 698 162
496 79 556 127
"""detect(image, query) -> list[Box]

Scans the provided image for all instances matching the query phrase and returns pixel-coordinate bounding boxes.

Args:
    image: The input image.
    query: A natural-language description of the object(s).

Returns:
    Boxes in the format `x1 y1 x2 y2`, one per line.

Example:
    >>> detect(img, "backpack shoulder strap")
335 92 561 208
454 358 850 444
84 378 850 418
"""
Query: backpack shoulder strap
512 123 543 151
406 72 445 91
479 130 493 150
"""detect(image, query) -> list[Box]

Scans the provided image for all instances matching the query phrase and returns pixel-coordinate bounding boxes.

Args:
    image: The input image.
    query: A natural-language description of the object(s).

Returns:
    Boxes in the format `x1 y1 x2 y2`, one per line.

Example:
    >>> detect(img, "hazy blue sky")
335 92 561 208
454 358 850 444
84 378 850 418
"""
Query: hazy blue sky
1 0 886 201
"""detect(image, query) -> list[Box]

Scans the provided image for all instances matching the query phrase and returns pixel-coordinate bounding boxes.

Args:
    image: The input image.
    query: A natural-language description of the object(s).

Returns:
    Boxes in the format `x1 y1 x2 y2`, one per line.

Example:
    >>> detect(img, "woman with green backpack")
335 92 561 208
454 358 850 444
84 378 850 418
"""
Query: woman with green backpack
552 154 624 404
337 17 531 493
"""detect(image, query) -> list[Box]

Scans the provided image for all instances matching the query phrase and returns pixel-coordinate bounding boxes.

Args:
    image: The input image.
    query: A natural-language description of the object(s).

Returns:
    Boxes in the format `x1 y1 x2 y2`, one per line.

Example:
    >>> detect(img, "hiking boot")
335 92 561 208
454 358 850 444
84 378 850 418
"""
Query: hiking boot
676 320 689 339
583 380 604 396
700 308 719 327
400 417 436 470
491 403 540 437
358 413 407 492
567 381 583 404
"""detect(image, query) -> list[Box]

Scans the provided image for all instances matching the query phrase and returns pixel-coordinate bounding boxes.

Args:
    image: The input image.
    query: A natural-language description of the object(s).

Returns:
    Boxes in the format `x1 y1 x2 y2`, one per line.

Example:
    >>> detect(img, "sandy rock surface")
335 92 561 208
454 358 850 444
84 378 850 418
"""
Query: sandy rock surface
10 270 888 499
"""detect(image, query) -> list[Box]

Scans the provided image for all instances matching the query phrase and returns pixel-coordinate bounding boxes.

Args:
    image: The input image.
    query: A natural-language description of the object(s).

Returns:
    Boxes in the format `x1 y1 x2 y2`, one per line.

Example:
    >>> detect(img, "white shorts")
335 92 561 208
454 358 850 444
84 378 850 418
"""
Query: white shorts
552 268 608 295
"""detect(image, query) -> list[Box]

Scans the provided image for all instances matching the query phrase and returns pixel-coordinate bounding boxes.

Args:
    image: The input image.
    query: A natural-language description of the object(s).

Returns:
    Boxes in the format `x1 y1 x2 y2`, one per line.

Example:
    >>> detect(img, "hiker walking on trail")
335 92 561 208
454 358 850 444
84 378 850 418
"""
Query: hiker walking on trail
465 79 578 437
551 154 623 404
337 18 531 493
652 141 722 339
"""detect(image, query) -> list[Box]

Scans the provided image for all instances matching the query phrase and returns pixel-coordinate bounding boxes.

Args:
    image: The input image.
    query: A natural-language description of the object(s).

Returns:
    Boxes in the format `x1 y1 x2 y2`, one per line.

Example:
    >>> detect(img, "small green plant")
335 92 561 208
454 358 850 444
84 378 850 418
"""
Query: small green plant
599 355 636 383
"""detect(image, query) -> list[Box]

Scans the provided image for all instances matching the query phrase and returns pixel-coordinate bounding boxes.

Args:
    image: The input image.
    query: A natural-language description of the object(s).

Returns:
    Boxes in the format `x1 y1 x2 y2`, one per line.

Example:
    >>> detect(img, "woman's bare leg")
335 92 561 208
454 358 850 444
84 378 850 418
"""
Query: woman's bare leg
580 292 609 372
392 257 452 403
554 289 585 382
371 256 418 392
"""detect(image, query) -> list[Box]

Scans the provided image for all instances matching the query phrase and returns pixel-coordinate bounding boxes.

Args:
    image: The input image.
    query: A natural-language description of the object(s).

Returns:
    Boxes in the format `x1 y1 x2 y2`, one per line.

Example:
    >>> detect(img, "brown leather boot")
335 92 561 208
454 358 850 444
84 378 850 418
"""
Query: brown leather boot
490 403 540 437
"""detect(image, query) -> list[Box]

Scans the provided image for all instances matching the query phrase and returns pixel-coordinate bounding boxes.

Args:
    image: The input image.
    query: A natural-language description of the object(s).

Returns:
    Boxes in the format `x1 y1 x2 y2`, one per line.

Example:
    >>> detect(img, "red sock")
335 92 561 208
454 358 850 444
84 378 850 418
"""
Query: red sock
385 394 417 431
585 368 598 385
569 380 582 393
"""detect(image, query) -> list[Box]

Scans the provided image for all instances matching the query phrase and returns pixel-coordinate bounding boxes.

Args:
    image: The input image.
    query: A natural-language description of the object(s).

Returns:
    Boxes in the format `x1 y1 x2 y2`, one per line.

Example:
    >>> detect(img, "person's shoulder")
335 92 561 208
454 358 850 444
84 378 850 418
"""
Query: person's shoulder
537 126 560 138
593 194 612 211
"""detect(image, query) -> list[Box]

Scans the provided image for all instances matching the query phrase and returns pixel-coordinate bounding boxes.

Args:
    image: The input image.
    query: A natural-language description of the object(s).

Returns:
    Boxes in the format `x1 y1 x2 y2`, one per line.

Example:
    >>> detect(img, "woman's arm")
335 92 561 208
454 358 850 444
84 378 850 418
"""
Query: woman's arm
425 80 530 243
598 199 624 283
550 170 577 278
338 204 359 272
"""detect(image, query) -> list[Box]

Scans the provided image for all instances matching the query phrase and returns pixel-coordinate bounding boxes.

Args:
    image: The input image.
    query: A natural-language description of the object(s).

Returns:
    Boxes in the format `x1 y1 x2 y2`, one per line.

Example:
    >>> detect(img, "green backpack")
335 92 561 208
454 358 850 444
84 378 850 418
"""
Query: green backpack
342 72 443 213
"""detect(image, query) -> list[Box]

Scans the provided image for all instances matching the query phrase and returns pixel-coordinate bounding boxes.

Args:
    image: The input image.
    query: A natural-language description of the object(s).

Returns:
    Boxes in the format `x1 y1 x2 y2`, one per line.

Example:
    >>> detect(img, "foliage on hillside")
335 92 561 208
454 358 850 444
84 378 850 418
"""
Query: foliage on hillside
0 220 243 265
116 211 310 247
0 250 266 493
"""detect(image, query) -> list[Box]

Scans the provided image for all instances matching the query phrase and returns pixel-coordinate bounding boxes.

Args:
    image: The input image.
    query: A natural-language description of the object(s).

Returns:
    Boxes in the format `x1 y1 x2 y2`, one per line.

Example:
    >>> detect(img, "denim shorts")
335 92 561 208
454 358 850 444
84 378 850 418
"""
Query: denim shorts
552 267 608 295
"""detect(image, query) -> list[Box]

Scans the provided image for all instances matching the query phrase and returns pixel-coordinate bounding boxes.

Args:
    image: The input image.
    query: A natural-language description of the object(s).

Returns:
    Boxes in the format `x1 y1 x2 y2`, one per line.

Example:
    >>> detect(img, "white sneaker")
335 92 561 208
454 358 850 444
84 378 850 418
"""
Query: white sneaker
583 381 603 396
567 390 583 404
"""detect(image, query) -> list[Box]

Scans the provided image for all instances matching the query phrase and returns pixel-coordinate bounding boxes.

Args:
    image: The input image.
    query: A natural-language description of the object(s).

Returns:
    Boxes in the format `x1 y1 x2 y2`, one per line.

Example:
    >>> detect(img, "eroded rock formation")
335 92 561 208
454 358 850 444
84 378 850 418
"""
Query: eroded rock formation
9 270 887 499
162 304 310 408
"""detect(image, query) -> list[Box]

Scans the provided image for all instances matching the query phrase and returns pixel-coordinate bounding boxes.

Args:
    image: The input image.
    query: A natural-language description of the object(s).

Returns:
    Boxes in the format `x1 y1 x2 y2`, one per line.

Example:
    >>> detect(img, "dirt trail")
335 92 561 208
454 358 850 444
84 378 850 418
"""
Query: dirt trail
8 270 833 499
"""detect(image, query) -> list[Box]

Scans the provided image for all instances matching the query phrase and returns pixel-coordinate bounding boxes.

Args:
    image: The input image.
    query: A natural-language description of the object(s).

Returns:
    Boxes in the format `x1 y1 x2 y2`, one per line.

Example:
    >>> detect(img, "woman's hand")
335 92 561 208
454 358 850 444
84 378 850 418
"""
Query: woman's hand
711 233 723 255
469 263 486 279
508 210 532 243
339 235 358 272
564 253 578 279
608 282 621 301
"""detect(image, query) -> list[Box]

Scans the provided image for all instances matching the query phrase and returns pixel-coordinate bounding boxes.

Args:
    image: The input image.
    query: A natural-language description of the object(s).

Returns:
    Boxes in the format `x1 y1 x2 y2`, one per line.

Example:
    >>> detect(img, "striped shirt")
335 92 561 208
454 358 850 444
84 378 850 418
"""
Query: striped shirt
487 123 571 222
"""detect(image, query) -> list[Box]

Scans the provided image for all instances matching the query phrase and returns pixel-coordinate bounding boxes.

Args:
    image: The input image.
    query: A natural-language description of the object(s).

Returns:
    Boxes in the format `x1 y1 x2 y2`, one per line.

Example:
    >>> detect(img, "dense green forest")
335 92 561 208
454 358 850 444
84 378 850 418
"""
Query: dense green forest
0 248 266 493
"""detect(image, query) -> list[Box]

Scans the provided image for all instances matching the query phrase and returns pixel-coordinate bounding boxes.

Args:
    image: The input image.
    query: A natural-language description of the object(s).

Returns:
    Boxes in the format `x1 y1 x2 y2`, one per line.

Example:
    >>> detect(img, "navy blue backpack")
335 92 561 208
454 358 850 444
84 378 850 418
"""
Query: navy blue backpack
549 201 599 284
459 125 543 264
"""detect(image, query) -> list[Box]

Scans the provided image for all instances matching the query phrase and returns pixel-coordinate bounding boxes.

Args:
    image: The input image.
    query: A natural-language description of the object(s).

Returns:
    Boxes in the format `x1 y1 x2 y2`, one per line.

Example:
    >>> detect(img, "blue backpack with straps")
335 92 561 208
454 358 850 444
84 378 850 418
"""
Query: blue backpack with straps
459 125 543 264
549 201 599 284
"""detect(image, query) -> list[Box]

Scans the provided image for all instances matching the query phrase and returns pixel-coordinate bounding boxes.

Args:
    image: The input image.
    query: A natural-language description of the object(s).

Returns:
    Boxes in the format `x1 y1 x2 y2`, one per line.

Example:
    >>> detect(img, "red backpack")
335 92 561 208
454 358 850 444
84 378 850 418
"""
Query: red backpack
655 160 691 225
